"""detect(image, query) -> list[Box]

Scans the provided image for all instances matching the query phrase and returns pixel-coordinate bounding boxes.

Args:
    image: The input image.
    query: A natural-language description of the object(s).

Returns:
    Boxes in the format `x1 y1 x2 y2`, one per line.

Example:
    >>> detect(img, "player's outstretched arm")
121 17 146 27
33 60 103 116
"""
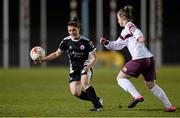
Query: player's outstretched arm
100 37 126 50
34 48 63 64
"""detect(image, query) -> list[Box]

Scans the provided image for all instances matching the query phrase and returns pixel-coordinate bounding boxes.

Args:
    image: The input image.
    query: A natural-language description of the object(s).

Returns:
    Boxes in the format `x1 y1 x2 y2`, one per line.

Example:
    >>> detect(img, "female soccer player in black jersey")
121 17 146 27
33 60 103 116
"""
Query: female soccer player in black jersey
35 17 103 111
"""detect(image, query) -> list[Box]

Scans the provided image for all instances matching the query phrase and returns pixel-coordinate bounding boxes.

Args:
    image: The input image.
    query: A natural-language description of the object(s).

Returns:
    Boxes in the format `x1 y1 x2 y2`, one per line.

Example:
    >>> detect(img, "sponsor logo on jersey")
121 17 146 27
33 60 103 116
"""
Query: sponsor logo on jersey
69 45 72 50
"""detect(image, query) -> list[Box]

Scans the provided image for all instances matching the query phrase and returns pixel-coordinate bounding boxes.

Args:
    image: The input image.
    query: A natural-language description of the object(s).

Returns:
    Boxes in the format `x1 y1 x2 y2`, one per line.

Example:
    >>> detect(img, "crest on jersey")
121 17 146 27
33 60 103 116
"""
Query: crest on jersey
80 45 85 50
89 41 94 48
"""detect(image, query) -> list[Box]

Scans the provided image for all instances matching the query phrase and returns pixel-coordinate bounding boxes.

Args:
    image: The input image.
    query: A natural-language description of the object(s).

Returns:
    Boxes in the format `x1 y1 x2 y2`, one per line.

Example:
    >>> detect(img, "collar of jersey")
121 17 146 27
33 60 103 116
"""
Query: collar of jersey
70 36 81 42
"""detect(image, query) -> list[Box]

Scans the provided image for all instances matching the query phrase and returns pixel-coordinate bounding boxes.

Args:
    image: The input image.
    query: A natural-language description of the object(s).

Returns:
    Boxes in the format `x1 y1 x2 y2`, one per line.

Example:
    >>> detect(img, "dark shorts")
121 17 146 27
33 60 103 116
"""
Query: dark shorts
69 68 93 83
122 57 156 81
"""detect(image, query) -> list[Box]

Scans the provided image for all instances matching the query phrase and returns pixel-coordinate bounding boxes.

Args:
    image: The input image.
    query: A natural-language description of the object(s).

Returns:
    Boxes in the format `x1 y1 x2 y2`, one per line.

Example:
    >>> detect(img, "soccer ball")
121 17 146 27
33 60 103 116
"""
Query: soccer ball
30 46 45 61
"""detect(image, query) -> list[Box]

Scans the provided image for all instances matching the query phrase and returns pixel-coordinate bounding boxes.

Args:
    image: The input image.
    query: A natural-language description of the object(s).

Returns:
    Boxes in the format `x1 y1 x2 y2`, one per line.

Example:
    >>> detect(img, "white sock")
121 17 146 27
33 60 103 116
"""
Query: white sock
117 78 141 98
150 85 172 107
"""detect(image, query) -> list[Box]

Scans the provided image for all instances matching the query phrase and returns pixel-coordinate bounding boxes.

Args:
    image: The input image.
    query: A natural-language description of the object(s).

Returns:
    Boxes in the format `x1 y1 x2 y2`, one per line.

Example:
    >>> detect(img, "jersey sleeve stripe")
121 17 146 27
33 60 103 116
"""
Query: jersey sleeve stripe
120 34 133 40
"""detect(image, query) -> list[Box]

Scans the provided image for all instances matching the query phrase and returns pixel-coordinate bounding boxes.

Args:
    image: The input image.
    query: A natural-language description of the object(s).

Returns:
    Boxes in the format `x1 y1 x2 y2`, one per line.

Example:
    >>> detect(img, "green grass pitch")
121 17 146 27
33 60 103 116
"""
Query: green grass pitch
0 66 180 117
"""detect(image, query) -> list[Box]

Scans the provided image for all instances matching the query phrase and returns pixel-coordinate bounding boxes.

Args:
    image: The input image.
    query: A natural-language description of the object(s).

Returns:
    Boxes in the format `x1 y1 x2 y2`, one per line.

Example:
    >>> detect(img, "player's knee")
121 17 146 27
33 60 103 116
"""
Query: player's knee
81 78 90 89
145 81 155 89
116 76 122 81
82 84 91 90
116 71 127 80
71 90 81 97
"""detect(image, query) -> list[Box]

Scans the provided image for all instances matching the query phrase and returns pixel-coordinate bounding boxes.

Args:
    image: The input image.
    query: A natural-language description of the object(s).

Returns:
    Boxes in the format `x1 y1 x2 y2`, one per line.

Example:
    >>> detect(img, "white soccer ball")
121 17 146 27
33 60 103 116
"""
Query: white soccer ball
30 46 45 61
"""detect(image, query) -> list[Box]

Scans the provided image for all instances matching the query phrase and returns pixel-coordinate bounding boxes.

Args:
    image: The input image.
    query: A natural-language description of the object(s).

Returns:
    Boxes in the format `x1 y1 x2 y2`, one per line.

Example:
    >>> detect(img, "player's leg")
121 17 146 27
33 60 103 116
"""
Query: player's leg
117 71 142 98
81 69 103 111
69 72 91 101
143 57 176 112
145 80 176 112
117 70 144 108
69 81 82 97
117 59 145 108
70 82 92 101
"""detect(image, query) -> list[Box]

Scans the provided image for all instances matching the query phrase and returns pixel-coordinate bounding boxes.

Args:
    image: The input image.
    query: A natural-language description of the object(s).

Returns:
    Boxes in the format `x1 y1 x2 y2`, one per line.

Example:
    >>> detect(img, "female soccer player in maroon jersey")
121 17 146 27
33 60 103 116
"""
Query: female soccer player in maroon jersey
100 5 175 112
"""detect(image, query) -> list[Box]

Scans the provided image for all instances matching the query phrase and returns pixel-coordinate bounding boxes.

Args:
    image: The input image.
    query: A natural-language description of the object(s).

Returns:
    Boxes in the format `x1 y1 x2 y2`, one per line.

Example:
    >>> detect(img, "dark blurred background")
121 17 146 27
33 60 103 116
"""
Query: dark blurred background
0 0 180 68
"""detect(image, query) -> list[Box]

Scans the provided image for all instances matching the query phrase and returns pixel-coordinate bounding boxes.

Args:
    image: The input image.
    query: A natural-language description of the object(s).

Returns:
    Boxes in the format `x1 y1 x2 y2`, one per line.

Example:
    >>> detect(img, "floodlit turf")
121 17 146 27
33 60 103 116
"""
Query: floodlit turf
0 66 180 117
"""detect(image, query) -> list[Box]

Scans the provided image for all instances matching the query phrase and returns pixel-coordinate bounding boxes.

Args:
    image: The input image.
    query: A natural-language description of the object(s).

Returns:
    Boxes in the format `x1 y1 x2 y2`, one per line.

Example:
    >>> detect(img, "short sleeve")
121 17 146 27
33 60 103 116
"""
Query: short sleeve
125 22 143 39
125 22 137 34
88 40 96 52
59 40 67 51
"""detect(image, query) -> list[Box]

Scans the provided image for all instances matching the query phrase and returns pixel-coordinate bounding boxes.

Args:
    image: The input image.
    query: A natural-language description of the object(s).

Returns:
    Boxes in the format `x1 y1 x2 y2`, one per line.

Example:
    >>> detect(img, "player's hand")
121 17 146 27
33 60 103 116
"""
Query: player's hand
100 37 109 45
33 57 43 64
83 66 89 73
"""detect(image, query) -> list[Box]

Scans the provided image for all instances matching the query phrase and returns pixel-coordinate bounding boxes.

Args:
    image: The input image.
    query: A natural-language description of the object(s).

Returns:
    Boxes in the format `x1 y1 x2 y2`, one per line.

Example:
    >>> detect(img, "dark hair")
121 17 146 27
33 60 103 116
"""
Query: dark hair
117 5 133 20
67 16 80 29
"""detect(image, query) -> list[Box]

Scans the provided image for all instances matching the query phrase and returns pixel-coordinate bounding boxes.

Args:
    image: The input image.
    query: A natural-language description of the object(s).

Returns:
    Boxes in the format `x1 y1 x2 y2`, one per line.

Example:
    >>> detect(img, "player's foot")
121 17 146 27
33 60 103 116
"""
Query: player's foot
165 106 176 112
128 96 144 108
89 107 103 111
98 97 104 107
90 97 103 111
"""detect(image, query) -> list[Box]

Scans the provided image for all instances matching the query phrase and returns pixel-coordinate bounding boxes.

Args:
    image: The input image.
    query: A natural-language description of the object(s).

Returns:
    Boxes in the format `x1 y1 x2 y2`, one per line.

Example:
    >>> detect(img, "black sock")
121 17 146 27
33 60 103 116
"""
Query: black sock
77 91 91 101
86 86 101 107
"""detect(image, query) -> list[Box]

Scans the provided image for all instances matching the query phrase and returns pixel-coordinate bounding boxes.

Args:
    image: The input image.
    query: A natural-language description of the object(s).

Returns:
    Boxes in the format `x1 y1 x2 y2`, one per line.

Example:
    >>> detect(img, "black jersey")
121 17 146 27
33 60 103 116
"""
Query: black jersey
59 35 96 72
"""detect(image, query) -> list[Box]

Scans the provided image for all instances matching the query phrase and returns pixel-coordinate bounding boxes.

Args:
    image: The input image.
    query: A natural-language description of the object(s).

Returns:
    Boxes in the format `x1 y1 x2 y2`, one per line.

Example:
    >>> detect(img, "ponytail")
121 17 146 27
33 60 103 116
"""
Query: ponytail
117 5 134 20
